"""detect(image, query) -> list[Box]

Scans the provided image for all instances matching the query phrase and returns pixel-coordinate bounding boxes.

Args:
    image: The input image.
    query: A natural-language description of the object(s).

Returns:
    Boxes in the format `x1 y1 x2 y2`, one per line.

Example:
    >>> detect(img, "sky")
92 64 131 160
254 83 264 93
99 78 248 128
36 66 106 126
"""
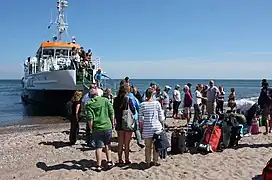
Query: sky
0 0 272 79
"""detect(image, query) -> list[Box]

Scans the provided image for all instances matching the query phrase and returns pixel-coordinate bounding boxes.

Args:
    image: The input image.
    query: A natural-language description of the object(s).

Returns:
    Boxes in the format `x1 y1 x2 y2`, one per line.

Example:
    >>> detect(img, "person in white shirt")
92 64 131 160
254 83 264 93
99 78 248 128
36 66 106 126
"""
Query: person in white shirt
235 99 259 136
139 88 164 168
193 85 203 122
206 80 219 116
172 84 181 119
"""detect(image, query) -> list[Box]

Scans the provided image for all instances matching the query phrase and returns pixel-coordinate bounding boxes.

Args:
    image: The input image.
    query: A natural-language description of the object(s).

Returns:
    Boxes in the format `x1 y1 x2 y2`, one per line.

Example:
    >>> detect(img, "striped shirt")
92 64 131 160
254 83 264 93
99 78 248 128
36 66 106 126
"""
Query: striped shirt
139 101 164 139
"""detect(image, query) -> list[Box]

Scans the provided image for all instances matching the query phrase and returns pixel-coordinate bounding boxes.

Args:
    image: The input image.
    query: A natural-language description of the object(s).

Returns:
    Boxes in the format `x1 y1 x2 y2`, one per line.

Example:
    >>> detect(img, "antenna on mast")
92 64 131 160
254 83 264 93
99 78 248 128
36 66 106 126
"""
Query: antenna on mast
56 0 69 41
46 0 70 42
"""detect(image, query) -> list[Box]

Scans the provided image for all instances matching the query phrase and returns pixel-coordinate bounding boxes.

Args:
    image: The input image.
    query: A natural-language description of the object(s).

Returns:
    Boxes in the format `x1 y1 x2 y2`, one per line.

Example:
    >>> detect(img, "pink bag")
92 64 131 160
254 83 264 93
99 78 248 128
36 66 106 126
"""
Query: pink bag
251 119 259 134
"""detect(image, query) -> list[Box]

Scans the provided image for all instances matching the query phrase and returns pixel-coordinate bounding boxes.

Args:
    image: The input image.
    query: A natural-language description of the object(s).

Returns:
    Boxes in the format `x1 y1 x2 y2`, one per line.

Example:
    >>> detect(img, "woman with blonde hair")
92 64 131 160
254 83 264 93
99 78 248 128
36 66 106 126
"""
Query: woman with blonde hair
69 90 83 145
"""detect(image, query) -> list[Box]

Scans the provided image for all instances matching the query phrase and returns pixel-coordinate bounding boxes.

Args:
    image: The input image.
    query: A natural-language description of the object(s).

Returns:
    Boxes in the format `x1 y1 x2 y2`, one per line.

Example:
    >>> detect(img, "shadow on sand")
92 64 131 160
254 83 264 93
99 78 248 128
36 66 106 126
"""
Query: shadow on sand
36 159 98 172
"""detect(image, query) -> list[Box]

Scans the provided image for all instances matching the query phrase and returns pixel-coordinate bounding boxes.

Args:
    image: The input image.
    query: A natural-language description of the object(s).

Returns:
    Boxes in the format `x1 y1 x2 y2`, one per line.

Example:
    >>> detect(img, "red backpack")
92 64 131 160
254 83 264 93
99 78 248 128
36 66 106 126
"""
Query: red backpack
262 158 272 180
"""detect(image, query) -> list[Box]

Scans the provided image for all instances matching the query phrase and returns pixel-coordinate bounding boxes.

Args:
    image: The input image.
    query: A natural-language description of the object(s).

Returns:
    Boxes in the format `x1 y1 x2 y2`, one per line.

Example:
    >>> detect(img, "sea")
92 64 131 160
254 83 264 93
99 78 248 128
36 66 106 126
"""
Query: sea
0 79 268 127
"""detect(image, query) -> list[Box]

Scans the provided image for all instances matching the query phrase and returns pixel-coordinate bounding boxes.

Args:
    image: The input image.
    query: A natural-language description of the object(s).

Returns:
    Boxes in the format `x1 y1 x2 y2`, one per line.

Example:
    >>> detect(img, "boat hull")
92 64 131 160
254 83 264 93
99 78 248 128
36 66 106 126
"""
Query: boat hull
21 70 79 114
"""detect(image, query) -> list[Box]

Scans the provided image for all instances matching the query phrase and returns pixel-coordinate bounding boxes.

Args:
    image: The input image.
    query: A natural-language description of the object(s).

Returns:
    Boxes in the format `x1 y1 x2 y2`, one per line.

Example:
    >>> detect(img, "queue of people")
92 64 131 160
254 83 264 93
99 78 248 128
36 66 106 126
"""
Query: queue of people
66 78 268 172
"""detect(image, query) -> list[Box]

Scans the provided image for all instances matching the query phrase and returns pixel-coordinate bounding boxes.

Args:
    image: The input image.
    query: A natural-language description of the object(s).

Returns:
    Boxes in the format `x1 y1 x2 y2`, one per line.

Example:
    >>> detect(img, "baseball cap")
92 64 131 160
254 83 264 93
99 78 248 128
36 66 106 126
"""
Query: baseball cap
165 85 171 90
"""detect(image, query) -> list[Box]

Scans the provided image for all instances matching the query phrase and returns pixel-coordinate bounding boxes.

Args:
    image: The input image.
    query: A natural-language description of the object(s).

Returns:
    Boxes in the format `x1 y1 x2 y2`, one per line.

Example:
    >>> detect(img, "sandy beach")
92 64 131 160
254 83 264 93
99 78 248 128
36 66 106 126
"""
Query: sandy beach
0 118 271 180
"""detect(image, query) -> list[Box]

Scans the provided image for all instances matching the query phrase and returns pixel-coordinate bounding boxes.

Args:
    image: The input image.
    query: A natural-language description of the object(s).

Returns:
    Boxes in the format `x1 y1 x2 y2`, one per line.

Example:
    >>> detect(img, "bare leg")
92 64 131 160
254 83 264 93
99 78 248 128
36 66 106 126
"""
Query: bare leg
95 148 103 167
124 132 132 163
104 145 112 162
117 131 124 162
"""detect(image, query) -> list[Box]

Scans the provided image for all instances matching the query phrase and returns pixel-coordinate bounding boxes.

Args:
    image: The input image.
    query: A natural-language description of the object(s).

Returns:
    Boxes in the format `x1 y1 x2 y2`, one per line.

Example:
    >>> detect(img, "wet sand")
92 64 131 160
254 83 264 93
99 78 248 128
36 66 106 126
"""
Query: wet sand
0 118 271 180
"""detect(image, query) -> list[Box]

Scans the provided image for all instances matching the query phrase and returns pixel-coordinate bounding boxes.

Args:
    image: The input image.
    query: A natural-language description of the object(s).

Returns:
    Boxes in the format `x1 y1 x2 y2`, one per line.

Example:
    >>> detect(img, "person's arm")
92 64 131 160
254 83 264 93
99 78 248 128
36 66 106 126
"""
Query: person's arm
158 102 165 123
102 73 111 79
107 99 115 128
138 103 144 132
75 102 81 121
85 102 94 129
128 98 136 115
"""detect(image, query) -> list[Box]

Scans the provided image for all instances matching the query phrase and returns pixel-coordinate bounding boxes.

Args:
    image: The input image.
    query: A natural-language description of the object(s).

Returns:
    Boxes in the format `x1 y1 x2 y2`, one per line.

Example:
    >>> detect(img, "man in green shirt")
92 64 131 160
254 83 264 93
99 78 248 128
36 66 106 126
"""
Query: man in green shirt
85 88 114 172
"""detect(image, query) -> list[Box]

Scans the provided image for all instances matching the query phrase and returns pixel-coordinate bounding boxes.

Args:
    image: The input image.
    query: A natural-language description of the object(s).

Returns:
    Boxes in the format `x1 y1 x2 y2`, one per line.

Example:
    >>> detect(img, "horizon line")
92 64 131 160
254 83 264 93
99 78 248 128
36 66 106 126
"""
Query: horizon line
0 78 267 81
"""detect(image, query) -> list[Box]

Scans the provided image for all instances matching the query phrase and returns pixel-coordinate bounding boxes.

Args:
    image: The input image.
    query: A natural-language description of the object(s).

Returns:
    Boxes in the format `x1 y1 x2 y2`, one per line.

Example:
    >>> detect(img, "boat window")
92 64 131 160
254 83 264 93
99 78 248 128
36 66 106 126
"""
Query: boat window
56 49 68 56
43 49 54 56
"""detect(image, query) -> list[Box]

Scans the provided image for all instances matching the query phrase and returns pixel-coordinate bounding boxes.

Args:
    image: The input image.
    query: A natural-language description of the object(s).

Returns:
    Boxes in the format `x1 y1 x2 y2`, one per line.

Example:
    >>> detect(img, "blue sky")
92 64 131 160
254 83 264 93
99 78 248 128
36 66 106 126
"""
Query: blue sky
0 0 272 79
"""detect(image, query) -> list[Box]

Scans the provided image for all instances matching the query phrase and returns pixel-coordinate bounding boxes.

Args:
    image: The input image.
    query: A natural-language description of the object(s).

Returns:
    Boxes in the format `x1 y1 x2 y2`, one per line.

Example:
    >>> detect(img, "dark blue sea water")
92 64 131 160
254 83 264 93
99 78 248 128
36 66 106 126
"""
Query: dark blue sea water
0 79 267 126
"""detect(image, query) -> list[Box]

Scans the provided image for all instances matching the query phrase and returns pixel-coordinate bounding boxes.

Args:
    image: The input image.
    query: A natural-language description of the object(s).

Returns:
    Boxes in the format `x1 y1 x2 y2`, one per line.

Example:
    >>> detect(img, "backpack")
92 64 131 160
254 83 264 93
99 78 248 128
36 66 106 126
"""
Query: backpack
222 113 242 148
121 98 135 131
171 129 187 154
198 116 222 153
262 158 272 180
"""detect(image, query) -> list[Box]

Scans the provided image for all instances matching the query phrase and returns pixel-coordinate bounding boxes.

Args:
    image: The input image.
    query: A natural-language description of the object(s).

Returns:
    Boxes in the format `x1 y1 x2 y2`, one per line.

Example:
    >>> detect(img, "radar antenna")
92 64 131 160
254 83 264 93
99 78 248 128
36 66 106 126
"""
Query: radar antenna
47 0 69 41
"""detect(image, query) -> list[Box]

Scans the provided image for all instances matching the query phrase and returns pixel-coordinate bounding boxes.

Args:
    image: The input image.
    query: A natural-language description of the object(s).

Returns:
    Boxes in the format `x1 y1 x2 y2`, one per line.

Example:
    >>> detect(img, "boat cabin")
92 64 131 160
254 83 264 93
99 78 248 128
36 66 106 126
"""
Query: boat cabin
24 41 97 86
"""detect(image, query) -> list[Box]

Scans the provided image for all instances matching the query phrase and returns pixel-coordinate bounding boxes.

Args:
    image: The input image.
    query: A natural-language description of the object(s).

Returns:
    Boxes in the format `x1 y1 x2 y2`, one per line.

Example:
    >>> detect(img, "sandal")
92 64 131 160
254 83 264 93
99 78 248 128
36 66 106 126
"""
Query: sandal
95 166 102 172
107 161 114 169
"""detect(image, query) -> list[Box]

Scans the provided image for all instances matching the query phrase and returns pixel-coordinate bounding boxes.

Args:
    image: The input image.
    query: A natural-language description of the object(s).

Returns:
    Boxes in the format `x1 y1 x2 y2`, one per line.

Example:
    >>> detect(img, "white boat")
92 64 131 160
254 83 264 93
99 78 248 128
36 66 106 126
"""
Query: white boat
21 0 103 110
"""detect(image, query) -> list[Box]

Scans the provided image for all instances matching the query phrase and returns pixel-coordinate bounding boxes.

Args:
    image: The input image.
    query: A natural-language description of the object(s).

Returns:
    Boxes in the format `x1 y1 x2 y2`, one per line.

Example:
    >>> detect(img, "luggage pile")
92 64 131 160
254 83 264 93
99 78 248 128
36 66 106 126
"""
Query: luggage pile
170 113 243 154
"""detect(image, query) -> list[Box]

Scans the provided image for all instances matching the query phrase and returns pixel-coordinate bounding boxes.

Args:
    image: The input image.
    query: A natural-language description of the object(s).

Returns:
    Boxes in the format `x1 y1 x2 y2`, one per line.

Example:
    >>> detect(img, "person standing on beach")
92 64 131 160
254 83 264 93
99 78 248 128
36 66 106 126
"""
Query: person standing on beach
258 80 272 135
162 85 171 121
193 85 202 122
206 80 219 116
139 88 164 168
216 86 225 114
113 85 136 165
127 86 145 148
228 88 236 112
183 85 193 124
69 90 83 145
201 85 208 115
172 85 181 119
85 88 114 172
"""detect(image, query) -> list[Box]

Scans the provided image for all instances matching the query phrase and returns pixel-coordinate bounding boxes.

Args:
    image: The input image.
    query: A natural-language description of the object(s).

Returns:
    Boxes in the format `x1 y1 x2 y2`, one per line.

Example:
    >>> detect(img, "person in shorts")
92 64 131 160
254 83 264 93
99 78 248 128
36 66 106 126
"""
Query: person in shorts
258 80 272 135
85 88 114 172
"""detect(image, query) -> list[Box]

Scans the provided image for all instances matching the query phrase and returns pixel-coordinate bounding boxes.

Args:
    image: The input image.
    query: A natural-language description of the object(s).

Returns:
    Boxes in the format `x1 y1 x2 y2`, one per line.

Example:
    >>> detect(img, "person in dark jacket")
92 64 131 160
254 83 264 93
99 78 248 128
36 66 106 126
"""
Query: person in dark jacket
258 80 272 134
69 90 83 145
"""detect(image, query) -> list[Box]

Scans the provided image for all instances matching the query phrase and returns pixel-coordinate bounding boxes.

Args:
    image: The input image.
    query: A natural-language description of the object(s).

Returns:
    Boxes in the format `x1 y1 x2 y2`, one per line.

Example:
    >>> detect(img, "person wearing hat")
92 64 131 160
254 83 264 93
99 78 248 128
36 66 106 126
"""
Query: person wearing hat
172 84 181 119
162 85 172 121
206 80 219 116
258 80 272 134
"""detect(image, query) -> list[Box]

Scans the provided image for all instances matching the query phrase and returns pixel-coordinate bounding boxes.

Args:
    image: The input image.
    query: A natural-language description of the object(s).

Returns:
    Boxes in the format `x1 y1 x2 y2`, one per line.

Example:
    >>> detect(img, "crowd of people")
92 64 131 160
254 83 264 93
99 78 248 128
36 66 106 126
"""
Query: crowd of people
66 77 270 172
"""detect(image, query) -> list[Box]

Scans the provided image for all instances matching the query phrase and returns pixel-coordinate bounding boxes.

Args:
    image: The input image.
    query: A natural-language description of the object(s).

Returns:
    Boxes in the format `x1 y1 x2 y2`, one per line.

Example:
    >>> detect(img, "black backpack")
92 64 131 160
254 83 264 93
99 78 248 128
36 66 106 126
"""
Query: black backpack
222 113 242 148
171 129 187 154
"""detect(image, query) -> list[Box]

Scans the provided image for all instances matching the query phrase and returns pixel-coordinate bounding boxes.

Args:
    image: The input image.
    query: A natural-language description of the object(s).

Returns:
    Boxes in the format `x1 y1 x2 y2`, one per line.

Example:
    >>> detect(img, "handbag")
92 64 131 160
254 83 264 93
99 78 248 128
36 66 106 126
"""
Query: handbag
122 97 136 131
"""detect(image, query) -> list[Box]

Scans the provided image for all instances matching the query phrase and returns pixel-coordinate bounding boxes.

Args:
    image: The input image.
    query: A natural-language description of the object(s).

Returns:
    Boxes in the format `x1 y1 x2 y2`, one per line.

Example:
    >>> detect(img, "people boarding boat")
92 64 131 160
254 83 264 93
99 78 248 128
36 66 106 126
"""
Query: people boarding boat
21 0 110 112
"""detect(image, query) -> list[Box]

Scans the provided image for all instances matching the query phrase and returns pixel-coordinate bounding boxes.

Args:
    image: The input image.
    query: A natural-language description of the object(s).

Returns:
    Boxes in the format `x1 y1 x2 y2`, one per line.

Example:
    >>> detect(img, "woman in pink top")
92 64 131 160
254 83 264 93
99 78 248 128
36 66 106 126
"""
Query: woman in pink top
183 85 193 124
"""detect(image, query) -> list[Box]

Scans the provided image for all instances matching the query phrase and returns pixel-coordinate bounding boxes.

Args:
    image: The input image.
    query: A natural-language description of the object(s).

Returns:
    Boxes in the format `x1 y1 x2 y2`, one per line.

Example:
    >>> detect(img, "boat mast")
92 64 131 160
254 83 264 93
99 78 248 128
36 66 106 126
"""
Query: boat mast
56 0 68 41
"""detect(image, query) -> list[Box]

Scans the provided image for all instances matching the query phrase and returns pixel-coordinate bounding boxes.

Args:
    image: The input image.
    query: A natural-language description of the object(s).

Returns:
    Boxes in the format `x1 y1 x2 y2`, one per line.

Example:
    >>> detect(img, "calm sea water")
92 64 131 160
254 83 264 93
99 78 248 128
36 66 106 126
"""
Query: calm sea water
0 79 267 126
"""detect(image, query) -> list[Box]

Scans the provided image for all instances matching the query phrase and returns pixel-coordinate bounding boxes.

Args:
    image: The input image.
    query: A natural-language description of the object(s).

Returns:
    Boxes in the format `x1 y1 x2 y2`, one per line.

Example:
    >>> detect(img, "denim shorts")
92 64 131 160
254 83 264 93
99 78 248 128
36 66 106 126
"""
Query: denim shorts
92 130 112 148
